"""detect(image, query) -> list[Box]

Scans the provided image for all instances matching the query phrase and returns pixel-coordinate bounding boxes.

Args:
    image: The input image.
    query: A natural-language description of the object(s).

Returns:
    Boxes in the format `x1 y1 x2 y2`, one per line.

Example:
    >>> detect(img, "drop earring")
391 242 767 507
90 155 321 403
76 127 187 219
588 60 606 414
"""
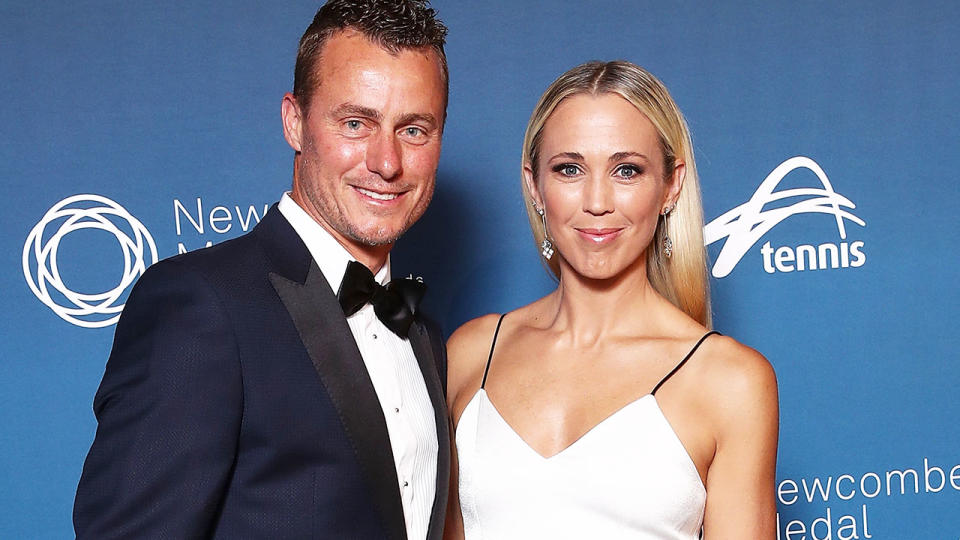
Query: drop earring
535 204 555 260
661 204 675 259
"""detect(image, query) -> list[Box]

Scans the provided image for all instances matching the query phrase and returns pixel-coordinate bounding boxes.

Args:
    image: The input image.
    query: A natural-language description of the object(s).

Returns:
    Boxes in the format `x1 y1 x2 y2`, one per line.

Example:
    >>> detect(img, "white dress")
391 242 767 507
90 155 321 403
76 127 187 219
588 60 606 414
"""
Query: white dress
456 319 714 540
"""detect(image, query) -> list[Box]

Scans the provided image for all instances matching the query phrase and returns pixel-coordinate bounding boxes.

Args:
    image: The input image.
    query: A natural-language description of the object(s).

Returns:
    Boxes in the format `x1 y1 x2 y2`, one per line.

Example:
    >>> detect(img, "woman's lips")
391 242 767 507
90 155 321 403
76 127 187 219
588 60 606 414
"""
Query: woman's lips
575 227 624 244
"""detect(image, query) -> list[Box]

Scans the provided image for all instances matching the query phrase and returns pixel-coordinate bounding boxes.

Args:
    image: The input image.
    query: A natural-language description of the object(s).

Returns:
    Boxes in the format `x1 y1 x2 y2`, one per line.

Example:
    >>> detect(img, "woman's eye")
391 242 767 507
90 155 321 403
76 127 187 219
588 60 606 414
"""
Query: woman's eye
556 164 581 176
615 165 641 179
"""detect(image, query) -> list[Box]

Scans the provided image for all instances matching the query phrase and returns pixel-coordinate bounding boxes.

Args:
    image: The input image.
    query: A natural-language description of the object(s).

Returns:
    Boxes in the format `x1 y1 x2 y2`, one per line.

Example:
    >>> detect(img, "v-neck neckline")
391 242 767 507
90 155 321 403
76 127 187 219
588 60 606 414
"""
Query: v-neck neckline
478 388 656 460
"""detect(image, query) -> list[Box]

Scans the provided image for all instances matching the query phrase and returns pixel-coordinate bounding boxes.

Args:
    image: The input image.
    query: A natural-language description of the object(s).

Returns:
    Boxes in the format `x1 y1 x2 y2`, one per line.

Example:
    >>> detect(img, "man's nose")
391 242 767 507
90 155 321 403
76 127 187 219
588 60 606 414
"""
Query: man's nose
366 131 402 180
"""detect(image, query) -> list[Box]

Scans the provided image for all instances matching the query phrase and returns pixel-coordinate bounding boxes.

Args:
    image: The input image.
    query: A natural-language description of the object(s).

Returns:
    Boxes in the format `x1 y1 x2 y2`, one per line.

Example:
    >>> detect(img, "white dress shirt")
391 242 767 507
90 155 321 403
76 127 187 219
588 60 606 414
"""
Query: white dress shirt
278 193 438 540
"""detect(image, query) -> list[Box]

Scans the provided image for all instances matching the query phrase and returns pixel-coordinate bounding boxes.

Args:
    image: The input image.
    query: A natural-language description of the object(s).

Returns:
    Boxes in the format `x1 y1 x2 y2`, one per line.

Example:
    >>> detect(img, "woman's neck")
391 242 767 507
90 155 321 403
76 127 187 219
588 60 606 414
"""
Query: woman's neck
544 256 665 347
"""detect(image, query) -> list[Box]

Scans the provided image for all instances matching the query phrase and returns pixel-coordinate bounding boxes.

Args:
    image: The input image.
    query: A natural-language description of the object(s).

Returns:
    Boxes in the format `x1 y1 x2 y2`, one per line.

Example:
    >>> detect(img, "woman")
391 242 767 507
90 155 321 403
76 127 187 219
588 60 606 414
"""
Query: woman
445 61 778 539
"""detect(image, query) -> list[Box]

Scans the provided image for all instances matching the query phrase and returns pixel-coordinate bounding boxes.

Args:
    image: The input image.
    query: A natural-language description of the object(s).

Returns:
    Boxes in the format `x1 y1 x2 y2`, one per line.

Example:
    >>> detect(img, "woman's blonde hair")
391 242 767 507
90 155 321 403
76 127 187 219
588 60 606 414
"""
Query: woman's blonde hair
521 60 711 326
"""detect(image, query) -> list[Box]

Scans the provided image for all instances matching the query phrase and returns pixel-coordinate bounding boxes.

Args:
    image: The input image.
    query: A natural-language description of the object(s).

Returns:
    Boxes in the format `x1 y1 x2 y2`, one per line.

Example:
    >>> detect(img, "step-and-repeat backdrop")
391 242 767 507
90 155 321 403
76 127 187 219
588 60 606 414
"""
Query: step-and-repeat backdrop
3 2 957 538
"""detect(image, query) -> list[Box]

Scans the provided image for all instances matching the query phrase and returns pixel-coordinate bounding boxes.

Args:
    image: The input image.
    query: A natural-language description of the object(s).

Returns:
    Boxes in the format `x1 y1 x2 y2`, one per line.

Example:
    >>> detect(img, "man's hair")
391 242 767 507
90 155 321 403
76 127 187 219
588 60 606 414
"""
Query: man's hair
293 0 449 114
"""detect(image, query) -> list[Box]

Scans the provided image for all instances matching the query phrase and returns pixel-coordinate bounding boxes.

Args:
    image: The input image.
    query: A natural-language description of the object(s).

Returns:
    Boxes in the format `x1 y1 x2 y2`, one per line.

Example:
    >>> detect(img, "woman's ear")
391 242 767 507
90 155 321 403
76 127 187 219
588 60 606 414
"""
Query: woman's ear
523 163 543 208
664 160 686 210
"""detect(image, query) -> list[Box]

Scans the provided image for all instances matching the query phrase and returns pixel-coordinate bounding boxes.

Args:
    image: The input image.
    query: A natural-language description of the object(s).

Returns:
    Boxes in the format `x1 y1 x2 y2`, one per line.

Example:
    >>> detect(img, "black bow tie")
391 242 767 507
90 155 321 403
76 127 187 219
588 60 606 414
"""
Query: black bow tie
336 260 426 337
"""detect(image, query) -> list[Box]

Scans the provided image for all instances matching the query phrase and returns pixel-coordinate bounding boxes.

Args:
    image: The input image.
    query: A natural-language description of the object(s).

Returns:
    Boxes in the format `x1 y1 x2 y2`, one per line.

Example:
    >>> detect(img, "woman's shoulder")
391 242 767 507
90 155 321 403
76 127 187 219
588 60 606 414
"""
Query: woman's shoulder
447 301 545 367
448 313 505 356
700 334 775 387
696 333 778 433
445 313 505 414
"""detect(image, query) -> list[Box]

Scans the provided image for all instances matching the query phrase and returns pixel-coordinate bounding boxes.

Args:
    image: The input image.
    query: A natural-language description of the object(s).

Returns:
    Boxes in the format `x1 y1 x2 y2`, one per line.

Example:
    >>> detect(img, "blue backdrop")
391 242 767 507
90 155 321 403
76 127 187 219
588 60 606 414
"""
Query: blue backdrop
3 1 958 538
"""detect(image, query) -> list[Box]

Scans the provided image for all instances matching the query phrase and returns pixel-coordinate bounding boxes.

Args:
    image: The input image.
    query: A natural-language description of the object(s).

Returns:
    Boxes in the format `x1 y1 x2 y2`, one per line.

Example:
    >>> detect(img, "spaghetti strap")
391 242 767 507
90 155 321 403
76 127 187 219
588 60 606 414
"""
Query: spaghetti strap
480 314 507 389
651 331 721 396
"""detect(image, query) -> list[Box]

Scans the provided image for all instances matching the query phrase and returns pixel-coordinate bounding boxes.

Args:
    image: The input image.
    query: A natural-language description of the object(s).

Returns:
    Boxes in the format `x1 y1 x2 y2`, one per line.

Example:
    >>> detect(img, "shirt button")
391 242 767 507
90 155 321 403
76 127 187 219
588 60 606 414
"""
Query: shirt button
372 333 378 340
394 407 400 413
403 480 409 488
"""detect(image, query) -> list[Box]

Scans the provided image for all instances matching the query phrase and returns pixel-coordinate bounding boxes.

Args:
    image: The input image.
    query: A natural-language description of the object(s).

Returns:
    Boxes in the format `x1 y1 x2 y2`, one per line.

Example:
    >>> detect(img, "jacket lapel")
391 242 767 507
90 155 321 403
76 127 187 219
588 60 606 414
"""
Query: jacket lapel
407 320 450 540
267 250 407 540
256 206 448 540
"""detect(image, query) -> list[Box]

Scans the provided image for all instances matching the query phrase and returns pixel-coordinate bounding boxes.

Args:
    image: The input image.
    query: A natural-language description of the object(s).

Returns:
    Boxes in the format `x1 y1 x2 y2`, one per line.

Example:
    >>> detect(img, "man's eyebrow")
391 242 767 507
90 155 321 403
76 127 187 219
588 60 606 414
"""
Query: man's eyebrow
332 103 381 121
397 112 439 129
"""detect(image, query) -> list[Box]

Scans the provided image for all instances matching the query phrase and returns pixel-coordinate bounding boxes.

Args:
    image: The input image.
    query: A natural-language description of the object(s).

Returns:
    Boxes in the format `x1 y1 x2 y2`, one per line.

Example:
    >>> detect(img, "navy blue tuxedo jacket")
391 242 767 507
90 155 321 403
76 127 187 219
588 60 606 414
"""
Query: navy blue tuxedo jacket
73 206 450 539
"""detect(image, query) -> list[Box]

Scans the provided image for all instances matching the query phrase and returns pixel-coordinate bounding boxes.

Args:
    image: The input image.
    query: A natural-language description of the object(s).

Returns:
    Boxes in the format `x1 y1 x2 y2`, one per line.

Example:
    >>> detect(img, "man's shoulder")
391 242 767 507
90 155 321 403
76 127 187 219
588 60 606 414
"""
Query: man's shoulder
157 203 295 276
169 227 262 269
137 226 272 297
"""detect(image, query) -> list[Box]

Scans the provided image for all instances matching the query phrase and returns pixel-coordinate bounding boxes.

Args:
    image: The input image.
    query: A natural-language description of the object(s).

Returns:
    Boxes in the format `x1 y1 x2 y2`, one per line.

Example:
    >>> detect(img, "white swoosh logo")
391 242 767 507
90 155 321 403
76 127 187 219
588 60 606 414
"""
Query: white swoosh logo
704 156 865 278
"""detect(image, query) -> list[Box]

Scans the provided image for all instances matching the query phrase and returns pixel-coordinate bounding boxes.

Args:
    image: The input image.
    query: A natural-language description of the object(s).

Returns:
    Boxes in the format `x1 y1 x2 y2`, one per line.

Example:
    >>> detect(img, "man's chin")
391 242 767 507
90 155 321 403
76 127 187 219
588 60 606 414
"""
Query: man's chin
346 226 405 248
351 233 397 247
344 211 423 246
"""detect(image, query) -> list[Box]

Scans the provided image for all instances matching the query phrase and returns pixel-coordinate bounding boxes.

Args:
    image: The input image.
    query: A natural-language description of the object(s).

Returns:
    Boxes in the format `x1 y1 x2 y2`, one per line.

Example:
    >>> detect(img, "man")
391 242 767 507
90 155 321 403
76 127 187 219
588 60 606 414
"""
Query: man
73 1 450 538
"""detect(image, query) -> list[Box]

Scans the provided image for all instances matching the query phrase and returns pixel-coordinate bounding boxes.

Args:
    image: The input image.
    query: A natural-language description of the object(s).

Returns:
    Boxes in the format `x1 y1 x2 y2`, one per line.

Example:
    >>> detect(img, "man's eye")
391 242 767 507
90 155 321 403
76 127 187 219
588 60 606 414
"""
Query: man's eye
405 127 424 137
345 120 362 130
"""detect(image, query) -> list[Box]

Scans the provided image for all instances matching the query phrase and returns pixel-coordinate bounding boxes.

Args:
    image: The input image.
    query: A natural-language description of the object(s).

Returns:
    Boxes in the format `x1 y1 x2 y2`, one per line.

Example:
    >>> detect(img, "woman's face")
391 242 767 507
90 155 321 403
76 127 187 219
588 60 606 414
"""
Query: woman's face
525 93 683 281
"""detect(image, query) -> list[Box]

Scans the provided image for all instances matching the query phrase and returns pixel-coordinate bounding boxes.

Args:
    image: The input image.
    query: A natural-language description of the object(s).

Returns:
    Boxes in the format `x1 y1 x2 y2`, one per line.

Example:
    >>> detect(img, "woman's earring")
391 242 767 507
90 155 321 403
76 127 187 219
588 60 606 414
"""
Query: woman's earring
536 205 555 260
661 204 675 259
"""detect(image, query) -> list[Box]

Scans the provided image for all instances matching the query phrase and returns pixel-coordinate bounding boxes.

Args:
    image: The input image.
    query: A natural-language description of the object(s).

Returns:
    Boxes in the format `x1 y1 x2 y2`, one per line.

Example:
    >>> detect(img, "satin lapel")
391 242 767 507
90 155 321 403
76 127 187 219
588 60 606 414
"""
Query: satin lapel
270 263 407 540
408 320 450 540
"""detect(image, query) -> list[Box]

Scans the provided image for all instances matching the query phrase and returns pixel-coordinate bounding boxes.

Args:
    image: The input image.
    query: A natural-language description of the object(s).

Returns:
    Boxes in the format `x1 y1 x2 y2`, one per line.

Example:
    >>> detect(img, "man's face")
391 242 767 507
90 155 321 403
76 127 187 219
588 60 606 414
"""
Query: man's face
282 29 446 253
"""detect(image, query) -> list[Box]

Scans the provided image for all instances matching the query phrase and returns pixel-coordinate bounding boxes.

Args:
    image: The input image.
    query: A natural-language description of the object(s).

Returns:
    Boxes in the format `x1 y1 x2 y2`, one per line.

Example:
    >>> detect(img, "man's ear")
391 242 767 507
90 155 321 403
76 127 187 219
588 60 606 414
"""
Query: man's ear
281 93 303 153
523 163 543 208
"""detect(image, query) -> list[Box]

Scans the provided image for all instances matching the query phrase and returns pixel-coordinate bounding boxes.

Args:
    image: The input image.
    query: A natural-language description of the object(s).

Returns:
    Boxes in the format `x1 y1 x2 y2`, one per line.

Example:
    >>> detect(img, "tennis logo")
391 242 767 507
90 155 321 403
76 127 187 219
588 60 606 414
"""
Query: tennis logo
22 194 157 328
704 156 866 278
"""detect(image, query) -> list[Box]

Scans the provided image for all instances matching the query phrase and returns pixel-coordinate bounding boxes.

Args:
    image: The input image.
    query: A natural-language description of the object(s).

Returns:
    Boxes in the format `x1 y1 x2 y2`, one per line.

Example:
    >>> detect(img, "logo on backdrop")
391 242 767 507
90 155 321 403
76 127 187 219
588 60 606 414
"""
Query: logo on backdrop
703 156 866 278
22 194 158 328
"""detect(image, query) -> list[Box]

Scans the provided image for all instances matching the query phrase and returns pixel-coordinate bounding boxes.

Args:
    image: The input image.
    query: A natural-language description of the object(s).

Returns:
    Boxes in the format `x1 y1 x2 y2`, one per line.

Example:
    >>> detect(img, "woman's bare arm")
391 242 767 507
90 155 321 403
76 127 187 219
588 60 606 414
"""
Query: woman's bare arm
702 342 780 539
442 314 503 540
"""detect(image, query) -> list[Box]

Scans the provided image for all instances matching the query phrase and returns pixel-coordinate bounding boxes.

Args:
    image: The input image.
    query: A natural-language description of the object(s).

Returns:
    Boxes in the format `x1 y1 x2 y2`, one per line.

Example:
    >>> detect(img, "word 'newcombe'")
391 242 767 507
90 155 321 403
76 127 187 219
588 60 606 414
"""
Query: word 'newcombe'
778 458 960 505
174 198 270 253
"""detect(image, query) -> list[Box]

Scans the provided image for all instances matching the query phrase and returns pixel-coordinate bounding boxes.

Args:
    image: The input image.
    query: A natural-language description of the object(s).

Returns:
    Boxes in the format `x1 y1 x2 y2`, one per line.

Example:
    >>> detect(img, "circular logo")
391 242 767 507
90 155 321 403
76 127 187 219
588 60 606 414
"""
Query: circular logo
22 194 158 328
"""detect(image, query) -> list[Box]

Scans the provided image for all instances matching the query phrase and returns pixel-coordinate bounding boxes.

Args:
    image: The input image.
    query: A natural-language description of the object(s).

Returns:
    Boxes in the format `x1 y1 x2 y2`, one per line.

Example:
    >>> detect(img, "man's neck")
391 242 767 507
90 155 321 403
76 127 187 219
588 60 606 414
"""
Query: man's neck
288 189 391 274
338 240 391 275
